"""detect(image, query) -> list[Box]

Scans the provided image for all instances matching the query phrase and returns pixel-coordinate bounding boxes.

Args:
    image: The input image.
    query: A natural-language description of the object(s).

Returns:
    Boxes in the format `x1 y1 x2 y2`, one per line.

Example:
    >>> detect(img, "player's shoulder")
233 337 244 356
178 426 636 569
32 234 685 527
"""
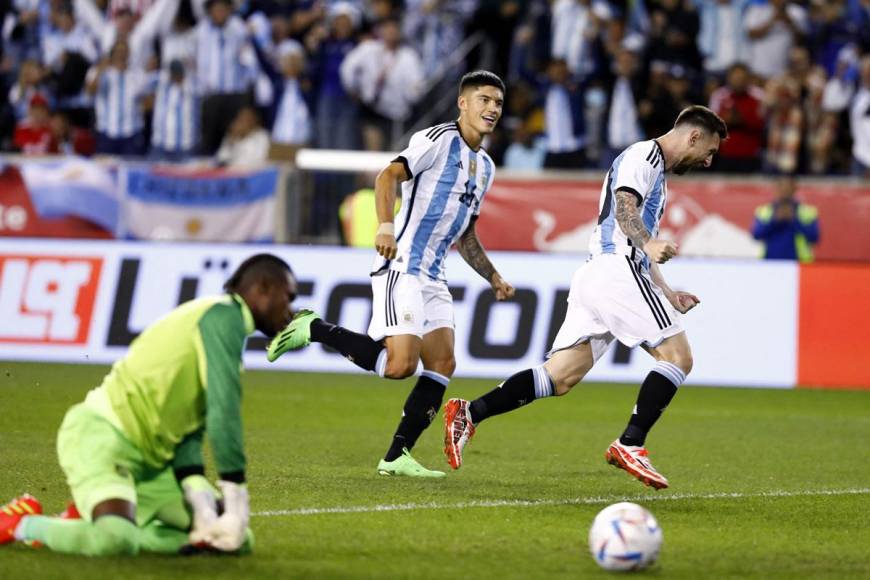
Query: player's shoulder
416 121 460 144
622 140 664 171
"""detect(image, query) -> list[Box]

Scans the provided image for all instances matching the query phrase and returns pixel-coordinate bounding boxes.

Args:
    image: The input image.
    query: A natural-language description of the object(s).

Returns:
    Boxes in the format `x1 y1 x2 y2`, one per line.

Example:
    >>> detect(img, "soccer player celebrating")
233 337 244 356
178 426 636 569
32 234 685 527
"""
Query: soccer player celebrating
444 106 728 490
267 71 515 478
0 254 297 555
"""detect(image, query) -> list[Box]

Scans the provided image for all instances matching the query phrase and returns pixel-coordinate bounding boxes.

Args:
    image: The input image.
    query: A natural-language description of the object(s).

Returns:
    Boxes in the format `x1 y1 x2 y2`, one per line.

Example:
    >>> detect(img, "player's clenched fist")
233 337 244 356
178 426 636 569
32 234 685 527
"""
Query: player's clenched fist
375 223 397 260
643 239 679 263
491 272 515 301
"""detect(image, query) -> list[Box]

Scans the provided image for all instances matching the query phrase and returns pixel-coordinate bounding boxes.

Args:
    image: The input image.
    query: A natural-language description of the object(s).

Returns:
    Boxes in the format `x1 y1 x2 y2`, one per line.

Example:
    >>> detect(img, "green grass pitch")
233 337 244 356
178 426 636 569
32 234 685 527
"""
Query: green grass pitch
1 361 868 579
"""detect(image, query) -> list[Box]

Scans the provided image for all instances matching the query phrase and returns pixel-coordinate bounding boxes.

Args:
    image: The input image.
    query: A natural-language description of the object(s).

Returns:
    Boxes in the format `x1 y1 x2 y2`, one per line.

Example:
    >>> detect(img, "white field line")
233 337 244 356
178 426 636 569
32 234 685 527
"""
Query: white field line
252 487 870 518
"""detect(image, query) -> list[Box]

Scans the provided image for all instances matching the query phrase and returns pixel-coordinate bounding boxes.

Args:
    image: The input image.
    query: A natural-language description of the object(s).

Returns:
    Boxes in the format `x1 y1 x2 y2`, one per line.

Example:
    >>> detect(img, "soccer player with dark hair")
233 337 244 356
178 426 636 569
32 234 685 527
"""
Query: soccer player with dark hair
0 254 297 555
445 105 728 490
267 71 515 478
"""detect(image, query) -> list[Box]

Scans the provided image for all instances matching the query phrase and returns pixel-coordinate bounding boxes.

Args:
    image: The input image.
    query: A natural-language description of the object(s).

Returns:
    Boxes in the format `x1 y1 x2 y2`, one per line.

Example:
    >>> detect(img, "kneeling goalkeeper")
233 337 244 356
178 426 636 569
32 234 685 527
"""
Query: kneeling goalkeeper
0 253 298 556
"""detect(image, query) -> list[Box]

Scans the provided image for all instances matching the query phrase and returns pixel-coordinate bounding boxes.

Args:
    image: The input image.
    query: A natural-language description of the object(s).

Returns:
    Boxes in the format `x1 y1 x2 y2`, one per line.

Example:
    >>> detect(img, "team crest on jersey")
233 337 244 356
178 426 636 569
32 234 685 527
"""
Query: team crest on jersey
469 158 477 177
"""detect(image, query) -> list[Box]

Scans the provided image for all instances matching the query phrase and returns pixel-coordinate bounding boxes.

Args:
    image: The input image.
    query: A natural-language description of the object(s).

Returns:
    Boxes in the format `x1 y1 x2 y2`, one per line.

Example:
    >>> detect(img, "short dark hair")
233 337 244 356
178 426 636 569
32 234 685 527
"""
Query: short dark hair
459 70 505 96
674 105 728 139
224 253 293 293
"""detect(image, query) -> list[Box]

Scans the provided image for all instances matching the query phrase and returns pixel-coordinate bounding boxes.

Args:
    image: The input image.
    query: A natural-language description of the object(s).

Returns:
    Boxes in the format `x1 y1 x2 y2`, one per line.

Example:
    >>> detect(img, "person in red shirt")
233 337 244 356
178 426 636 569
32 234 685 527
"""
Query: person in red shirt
13 94 58 155
709 63 765 172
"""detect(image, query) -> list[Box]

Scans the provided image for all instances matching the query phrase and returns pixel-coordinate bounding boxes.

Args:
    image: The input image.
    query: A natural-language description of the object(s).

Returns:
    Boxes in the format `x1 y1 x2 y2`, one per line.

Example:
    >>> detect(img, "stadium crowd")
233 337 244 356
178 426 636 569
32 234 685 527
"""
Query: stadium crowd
0 0 868 176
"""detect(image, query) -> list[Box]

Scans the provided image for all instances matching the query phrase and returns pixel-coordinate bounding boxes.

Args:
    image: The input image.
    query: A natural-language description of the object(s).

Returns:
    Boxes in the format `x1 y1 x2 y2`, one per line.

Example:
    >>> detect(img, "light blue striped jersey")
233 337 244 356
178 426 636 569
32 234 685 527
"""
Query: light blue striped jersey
589 139 667 270
151 73 199 153
371 121 496 282
91 67 150 138
195 17 257 95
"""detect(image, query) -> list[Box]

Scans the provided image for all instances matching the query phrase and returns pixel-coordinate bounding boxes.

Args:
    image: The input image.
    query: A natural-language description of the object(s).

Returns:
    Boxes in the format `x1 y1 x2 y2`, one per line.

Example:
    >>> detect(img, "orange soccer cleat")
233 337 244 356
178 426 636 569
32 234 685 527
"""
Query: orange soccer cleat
443 398 476 470
605 439 670 490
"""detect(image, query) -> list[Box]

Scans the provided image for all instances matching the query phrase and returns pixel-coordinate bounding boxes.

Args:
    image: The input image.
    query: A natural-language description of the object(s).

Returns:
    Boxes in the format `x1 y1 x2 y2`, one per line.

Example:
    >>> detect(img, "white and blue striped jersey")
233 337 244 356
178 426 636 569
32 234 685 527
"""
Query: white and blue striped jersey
90 67 150 138
151 73 199 152
589 139 667 270
372 121 496 282
195 17 257 95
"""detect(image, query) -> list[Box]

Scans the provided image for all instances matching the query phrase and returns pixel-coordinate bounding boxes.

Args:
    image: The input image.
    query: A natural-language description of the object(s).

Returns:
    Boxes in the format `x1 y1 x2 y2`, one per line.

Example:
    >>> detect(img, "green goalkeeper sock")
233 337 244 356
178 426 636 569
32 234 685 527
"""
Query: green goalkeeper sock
19 514 140 556
139 521 190 554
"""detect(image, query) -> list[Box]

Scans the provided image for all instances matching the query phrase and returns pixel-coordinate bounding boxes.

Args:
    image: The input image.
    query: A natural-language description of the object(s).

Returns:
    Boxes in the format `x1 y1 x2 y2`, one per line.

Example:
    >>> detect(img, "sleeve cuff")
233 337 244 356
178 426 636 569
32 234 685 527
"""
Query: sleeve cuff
393 155 412 180
616 187 643 206
174 465 205 481
218 470 246 484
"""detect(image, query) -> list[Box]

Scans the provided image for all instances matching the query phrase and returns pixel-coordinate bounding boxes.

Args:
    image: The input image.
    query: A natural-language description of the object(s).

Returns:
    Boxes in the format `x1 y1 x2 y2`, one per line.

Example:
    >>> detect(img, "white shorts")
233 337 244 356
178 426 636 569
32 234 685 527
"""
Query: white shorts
368 270 454 340
549 254 683 362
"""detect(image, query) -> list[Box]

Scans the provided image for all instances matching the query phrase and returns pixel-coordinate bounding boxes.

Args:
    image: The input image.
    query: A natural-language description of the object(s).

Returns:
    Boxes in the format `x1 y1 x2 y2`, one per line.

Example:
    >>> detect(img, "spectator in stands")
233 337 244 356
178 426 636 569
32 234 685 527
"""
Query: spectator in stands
403 0 476 80
503 121 547 170
698 0 749 78
3 0 45 64
308 2 359 150
216 105 270 168
638 61 682 140
550 0 611 81
804 65 839 174
257 40 312 147
709 62 765 172
850 53 870 177
743 0 807 81
41 3 99 71
13 93 58 154
466 0 528 78
751 175 819 262
763 76 803 174
542 58 586 169
807 0 857 77
647 0 702 74
50 110 96 155
602 47 644 168
339 16 423 151
196 0 258 154
86 40 150 155
151 59 199 160
73 0 179 69
8 59 52 121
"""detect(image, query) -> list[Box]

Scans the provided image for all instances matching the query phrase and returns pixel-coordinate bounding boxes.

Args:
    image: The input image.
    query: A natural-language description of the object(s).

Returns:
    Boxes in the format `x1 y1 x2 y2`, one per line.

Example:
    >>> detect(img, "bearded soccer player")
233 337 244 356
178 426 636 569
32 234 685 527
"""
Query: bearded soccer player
267 71 515 477
445 105 728 490
0 254 297 555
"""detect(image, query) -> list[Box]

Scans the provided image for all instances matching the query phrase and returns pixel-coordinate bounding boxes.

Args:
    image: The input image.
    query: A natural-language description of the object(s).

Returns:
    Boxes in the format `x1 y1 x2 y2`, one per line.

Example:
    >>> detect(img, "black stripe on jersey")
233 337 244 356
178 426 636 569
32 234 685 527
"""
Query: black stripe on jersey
636 261 672 327
429 123 458 142
392 155 412 179
387 270 399 326
626 257 666 329
396 173 421 243
632 258 672 328
597 169 614 225
652 140 665 169
645 148 656 163
426 122 453 139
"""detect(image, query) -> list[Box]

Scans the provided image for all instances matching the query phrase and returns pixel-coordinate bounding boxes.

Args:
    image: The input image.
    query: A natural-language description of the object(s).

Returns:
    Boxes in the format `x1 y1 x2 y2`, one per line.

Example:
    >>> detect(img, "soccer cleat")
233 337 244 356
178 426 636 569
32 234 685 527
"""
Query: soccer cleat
443 398 476 470
0 494 42 544
266 309 321 362
377 448 446 478
605 439 670 490
57 502 81 520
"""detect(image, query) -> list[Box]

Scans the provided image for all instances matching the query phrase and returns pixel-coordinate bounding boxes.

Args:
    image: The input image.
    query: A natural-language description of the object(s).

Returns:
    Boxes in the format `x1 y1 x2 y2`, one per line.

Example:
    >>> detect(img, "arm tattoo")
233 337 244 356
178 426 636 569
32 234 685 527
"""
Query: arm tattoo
457 224 496 282
615 191 651 248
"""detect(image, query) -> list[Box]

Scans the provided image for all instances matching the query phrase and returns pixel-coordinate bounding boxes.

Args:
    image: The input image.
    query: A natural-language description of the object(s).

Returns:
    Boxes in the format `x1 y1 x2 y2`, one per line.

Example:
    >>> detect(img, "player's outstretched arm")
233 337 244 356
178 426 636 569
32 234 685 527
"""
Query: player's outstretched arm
457 218 515 300
649 261 700 314
615 190 678 264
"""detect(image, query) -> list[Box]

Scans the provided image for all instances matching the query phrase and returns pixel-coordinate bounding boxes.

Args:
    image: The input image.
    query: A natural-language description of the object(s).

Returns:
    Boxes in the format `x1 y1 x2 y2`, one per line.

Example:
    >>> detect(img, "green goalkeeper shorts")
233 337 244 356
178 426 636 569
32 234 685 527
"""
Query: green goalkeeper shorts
57 402 186 527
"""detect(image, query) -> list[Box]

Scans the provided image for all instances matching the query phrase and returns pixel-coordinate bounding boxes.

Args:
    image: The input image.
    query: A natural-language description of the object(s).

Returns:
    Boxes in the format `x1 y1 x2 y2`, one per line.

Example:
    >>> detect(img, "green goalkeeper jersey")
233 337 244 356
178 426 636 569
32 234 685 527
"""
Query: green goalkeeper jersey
87 293 255 479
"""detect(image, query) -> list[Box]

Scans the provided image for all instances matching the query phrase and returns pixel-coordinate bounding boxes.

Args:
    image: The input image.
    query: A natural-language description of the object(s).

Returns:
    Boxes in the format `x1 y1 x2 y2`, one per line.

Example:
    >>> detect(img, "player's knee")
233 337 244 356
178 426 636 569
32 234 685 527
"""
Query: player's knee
664 352 693 376
384 357 417 379
92 516 140 556
428 356 455 378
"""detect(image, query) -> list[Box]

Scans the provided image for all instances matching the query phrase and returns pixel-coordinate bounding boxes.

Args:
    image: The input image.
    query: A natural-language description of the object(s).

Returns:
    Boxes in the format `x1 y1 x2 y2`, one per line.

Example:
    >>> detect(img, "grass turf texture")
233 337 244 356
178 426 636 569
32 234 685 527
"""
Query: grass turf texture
0 361 868 579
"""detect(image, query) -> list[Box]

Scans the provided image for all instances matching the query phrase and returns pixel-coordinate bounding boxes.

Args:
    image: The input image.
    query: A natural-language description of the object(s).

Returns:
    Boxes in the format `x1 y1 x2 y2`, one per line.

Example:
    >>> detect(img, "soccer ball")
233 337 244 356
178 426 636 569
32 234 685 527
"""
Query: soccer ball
588 502 663 571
